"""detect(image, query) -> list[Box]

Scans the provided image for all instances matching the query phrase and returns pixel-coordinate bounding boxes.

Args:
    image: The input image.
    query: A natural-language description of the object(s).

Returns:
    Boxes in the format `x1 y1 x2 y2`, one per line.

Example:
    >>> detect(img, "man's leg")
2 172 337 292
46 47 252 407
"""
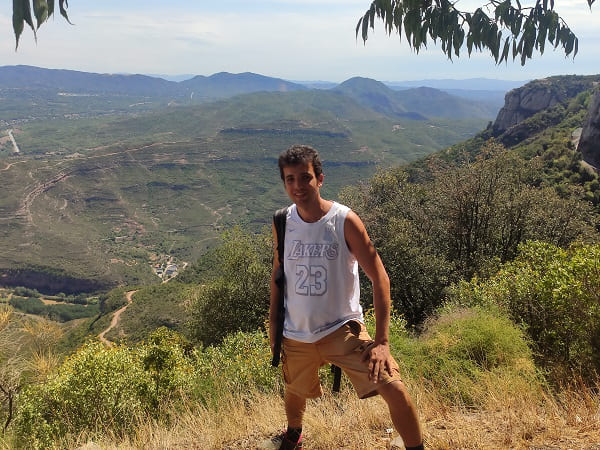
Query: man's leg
377 380 423 448
284 389 306 428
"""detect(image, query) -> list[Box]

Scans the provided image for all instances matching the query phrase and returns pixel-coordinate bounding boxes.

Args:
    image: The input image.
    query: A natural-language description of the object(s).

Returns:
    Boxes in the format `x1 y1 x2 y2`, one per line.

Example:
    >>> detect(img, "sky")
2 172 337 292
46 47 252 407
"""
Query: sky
0 0 597 83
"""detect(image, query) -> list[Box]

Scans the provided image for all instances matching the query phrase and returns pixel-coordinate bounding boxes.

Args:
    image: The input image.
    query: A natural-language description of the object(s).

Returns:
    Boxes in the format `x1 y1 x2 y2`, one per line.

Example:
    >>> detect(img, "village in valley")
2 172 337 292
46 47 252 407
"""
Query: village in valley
150 255 186 282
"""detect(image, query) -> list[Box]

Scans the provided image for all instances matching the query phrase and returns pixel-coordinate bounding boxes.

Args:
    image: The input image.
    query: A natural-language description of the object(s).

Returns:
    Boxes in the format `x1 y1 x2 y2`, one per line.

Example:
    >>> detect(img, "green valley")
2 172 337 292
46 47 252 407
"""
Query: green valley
0 67 494 292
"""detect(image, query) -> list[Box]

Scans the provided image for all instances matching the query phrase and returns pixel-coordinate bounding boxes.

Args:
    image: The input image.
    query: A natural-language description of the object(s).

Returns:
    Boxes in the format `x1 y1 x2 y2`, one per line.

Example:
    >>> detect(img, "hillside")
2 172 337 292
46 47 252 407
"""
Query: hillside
0 66 307 123
0 65 502 124
411 74 600 208
179 72 308 99
0 68 492 293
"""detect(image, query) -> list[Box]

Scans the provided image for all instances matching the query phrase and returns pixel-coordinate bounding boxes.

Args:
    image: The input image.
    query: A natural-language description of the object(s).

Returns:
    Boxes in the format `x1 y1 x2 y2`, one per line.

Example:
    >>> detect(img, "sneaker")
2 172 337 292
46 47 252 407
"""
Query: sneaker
260 431 303 449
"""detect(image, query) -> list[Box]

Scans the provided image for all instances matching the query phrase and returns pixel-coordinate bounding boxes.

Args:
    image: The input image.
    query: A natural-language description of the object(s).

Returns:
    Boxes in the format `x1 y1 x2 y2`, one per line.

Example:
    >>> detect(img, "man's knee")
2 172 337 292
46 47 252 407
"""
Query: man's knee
377 380 412 405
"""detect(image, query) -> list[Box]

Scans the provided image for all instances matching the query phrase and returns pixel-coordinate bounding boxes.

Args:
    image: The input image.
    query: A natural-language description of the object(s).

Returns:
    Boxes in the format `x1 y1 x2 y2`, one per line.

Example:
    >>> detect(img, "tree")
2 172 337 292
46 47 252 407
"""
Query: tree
187 227 272 345
450 241 600 381
357 0 595 65
12 0 71 49
341 141 597 325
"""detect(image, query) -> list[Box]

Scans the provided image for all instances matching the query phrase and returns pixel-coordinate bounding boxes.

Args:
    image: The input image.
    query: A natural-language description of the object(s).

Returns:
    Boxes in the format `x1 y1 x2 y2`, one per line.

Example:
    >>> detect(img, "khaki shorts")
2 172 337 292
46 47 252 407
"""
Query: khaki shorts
281 320 402 399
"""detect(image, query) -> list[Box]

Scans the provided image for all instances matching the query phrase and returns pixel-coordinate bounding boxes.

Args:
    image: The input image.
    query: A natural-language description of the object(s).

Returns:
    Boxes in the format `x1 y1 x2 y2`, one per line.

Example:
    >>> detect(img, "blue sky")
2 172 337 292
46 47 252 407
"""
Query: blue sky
0 0 597 82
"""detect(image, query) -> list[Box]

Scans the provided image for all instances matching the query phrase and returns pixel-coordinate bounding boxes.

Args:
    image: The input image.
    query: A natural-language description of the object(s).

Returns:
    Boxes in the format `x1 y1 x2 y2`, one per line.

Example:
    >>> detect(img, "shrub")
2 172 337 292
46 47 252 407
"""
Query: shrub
12 287 41 298
187 227 272 345
450 241 600 381
9 296 45 315
412 306 539 406
194 330 280 405
14 328 196 448
140 327 196 411
8 297 98 322
14 341 148 448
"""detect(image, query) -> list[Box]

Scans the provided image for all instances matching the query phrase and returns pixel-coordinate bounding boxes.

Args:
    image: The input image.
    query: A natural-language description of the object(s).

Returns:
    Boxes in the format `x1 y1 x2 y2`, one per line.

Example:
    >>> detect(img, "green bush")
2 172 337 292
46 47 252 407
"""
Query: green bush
8 296 98 322
365 305 538 406
9 296 45 315
15 341 148 448
12 287 41 298
412 306 538 405
450 241 600 381
187 227 272 345
14 328 196 448
46 303 99 322
139 327 196 412
194 330 280 405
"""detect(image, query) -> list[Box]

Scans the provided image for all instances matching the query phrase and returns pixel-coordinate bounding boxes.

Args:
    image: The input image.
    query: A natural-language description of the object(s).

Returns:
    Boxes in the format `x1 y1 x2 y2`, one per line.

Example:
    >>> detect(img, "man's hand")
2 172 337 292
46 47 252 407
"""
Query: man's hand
361 342 395 383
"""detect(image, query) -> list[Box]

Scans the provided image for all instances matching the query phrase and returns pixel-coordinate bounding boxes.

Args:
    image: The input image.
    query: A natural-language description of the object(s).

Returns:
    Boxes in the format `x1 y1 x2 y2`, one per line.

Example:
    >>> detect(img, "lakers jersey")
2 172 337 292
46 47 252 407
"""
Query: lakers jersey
283 202 363 343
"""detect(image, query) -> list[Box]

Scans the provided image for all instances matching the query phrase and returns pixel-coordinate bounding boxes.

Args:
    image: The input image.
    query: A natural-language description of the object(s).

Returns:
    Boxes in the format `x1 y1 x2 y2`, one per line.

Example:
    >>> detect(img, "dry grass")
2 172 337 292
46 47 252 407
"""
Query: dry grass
66 376 600 450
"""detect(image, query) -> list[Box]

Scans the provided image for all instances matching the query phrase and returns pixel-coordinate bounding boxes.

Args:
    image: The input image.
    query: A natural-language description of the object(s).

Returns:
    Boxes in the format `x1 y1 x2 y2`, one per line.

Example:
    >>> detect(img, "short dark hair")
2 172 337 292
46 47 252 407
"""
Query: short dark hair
278 145 323 180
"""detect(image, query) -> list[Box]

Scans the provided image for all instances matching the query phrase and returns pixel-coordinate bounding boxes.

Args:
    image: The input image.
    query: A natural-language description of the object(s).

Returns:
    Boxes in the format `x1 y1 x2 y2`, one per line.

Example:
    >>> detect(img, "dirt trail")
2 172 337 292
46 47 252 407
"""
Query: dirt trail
1 160 27 172
98 290 137 346
7 129 20 153
17 171 72 224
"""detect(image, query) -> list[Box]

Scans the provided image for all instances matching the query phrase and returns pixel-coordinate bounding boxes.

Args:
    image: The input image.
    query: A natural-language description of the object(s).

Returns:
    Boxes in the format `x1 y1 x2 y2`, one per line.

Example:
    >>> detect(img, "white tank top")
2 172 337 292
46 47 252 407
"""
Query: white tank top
283 202 363 343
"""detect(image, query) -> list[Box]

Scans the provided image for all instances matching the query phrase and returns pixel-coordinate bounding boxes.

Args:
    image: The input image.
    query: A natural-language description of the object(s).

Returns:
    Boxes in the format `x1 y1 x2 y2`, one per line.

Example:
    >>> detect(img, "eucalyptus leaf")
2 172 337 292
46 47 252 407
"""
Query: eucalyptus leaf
59 0 73 24
33 0 49 29
23 0 35 33
13 0 71 48
13 0 25 49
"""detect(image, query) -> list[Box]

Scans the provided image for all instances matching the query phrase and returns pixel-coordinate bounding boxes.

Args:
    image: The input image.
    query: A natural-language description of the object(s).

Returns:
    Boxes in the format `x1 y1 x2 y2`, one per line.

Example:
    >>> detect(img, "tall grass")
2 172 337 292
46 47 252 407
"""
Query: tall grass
6 306 600 449
43 378 600 449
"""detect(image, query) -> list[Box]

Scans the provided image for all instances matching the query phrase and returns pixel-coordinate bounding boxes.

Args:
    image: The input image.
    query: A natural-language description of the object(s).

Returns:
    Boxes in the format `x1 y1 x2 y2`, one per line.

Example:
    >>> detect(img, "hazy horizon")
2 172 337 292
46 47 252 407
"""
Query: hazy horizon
1 1 596 83
1 64 530 92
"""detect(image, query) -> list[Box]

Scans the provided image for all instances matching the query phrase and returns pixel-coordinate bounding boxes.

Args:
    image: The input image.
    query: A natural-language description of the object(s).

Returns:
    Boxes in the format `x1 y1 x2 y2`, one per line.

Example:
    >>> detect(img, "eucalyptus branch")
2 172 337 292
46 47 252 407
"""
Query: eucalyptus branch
13 0 71 50
357 0 594 65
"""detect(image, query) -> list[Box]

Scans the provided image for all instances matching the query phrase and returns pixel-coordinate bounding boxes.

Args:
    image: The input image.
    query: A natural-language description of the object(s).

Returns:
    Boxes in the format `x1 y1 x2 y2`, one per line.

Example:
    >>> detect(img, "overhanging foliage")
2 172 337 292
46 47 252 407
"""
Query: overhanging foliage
357 0 595 64
12 0 71 49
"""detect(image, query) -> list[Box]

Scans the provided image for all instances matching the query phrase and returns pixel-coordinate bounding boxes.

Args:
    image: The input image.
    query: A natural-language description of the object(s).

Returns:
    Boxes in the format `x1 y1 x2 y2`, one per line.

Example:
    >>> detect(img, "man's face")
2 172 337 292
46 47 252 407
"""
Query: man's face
282 162 324 206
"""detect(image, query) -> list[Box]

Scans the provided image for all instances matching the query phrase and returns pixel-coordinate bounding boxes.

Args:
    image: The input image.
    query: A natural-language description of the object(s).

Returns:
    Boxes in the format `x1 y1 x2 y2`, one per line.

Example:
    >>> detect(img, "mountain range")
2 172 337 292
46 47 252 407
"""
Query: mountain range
0 65 504 119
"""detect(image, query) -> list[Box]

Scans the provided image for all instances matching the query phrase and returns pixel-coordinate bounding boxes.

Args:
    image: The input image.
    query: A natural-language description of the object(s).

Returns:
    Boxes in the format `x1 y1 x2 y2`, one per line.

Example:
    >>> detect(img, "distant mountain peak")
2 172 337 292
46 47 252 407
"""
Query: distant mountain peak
338 76 390 89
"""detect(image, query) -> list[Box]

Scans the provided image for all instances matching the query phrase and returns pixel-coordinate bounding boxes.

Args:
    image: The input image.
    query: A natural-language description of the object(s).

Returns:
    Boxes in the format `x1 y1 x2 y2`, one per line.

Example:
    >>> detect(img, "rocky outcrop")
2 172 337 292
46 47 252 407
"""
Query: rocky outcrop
577 89 600 169
493 83 560 132
492 76 600 135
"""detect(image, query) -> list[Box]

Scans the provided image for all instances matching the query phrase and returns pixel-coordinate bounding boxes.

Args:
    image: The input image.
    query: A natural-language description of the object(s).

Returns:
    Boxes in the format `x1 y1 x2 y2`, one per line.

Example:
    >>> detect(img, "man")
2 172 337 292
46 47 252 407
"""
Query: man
268 145 423 449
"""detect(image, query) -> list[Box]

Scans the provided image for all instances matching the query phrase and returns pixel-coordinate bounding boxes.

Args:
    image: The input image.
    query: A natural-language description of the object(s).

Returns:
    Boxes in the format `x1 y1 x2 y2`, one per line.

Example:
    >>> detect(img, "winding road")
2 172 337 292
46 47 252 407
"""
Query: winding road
98 289 137 346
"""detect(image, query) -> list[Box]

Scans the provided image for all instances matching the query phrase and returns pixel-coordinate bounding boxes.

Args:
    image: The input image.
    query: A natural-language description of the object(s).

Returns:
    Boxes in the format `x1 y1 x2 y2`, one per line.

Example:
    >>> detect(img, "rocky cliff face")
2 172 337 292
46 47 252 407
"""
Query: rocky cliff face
492 76 600 136
493 82 561 133
577 89 600 169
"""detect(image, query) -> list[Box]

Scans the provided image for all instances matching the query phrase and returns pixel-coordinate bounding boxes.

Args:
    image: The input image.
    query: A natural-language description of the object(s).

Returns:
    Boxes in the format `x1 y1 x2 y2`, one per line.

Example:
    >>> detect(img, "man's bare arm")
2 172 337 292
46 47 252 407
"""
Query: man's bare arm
344 210 393 382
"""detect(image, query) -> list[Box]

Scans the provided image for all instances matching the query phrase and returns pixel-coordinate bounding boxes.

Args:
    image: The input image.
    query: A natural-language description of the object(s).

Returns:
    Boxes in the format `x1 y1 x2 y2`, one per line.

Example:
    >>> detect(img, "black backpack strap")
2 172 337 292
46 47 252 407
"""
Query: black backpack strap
271 207 288 367
274 207 287 267
331 364 342 393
